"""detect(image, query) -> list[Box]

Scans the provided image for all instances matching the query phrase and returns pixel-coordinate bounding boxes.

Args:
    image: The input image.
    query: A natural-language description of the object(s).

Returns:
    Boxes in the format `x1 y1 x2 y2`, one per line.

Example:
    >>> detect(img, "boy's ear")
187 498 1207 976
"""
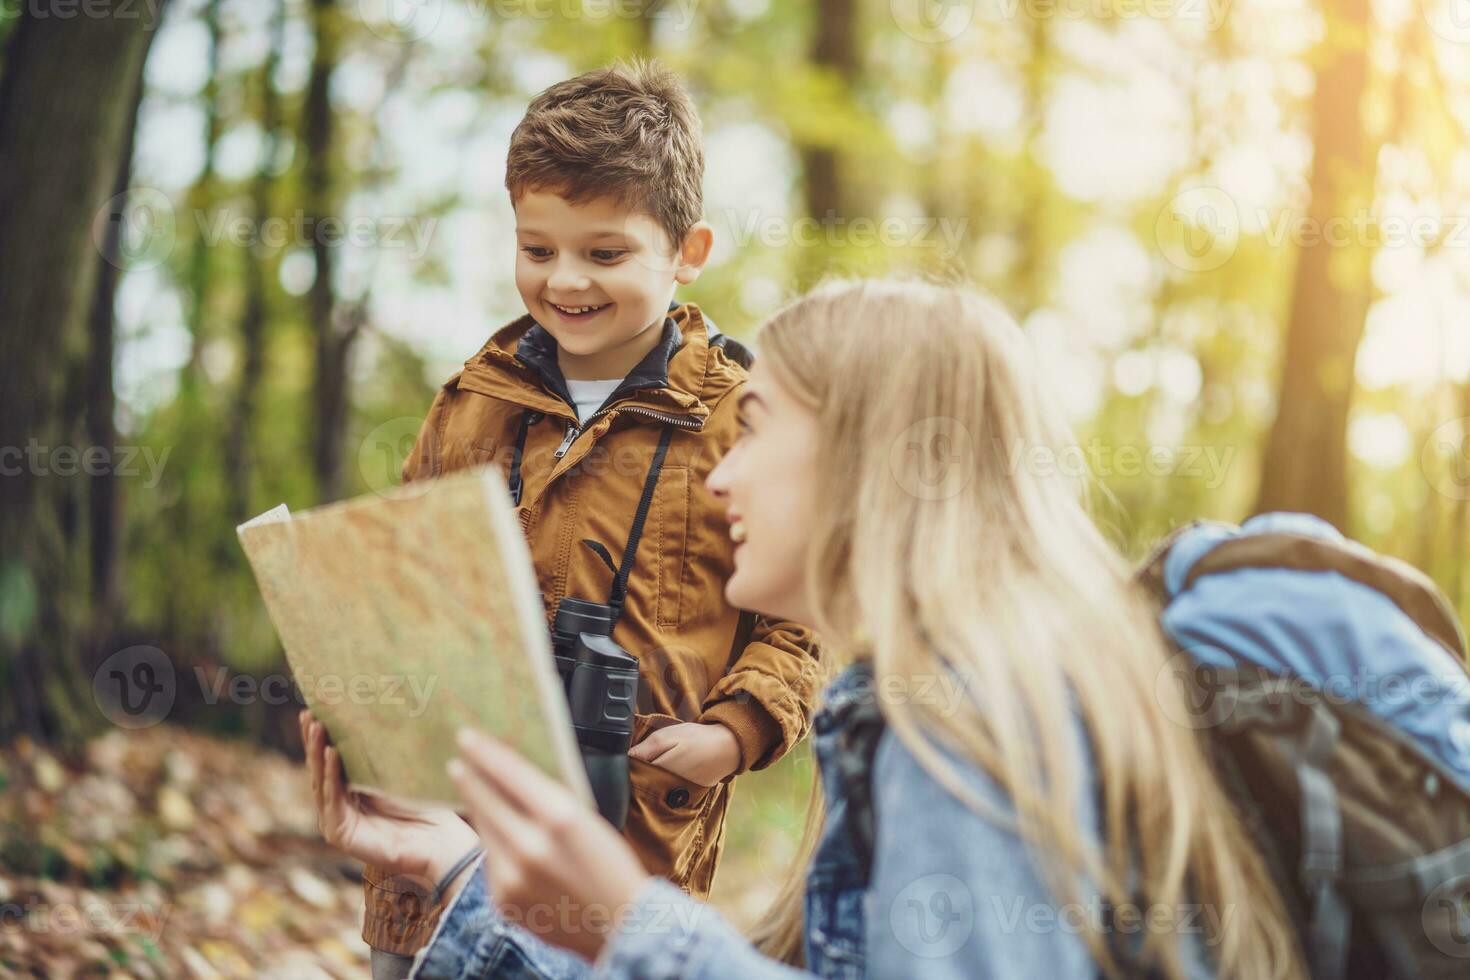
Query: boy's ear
674 221 714 285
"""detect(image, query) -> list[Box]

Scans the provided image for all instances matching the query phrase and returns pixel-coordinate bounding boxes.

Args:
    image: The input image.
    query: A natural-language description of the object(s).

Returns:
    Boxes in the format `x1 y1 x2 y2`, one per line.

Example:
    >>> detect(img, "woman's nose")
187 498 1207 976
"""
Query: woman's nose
706 452 730 498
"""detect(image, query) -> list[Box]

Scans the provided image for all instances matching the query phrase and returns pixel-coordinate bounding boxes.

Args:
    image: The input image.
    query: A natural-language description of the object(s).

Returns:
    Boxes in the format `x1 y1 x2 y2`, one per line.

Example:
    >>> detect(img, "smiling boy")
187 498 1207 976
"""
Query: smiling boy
361 61 823 974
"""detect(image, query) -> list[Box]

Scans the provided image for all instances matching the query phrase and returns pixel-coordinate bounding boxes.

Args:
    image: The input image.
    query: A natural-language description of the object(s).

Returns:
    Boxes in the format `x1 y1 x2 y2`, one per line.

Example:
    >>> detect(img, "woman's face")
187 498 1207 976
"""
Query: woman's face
705 360 821 625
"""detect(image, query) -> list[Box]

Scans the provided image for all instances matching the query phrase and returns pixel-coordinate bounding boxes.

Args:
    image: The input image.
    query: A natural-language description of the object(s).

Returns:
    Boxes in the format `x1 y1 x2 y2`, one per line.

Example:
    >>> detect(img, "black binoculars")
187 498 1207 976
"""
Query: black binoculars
550 597 639 829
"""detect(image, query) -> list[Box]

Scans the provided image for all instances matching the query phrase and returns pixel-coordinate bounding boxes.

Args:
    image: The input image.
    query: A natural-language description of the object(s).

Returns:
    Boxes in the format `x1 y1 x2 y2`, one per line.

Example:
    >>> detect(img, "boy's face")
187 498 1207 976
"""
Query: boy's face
513 188 712 380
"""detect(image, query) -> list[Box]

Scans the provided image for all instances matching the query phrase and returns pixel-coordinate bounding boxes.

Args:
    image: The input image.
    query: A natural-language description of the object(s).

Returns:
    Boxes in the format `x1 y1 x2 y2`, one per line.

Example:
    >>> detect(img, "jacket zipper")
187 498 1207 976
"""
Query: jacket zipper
551 405 704 459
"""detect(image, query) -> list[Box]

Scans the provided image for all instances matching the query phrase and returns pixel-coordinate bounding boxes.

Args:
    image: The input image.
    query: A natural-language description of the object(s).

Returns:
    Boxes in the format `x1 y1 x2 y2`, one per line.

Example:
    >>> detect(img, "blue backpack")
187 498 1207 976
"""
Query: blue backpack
839 513 1470 978
1138 513 1470 978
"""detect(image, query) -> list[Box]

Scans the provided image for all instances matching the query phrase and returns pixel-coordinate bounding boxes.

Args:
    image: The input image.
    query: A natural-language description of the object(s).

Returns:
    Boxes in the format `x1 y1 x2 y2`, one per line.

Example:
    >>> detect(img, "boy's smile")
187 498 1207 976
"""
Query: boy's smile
547 301 612 321
513 188 712 381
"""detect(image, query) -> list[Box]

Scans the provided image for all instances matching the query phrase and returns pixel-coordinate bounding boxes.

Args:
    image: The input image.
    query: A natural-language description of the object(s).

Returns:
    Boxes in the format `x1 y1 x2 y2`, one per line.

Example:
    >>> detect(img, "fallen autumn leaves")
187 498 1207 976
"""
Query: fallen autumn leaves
0 726 371 978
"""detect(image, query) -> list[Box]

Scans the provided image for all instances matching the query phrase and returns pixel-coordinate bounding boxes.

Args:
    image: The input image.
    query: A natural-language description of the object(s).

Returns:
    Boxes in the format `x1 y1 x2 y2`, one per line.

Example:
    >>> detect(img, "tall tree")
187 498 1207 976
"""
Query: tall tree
1015 12 1051 318
186 0 223 380
226 0 286 522
1254 0 1377 530
304 0 358 502
801 0 856 220
795 0 856 286
0 0 166 738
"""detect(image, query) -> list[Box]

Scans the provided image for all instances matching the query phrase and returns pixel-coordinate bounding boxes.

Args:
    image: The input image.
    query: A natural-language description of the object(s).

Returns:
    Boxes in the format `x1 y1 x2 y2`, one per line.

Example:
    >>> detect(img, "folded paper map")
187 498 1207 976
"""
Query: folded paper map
237 465 591 808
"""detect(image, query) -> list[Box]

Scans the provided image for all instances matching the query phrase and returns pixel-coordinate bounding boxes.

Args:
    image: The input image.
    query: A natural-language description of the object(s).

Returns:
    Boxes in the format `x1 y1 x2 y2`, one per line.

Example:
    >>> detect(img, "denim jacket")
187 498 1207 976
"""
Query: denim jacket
412 663 1219 979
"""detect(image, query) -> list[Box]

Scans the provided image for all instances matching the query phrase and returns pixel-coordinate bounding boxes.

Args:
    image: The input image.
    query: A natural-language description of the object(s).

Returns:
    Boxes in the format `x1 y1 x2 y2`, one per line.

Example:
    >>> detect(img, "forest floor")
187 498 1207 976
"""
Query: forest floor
0 726 810 978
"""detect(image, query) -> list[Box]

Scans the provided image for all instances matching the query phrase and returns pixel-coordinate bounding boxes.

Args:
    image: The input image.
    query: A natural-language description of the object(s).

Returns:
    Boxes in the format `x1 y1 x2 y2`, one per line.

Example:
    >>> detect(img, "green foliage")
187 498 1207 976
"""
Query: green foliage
94 0 1470 743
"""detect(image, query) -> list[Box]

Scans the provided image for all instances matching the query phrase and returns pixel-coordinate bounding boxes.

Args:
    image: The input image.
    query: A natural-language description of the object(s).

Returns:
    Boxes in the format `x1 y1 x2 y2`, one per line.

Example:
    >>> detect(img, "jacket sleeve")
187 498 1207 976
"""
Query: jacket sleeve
698 616 823 775
592 878 813 980
592 728 1115 980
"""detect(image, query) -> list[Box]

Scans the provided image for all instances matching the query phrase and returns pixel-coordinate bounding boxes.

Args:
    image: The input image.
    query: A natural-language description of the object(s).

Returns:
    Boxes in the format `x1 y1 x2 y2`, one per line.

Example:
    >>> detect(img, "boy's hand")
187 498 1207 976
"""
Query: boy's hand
300 711 478 887
627 721 740 787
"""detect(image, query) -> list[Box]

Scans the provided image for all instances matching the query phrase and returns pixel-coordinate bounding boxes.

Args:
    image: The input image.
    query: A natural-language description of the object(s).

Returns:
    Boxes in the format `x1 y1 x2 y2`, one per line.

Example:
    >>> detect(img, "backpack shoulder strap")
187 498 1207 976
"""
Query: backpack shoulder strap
724 610 758 674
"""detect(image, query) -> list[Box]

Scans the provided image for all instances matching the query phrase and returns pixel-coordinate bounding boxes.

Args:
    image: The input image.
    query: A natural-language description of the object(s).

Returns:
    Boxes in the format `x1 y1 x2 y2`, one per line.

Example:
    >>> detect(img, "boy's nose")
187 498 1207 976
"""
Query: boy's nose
546 259 591 293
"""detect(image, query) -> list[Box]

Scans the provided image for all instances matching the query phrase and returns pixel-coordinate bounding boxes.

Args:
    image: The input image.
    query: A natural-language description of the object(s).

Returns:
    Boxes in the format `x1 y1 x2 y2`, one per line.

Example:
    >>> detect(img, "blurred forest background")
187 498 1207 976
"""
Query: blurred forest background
3 0 1470 973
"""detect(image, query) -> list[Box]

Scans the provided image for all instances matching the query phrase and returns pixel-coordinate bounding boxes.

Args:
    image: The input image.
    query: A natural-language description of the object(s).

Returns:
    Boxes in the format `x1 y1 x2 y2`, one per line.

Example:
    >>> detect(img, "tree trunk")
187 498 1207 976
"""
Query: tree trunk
84 56 149 651
1016 13 1050 318
800 0 856 222
794 0 856 288
1254 0 1376 531
0 1 165 739
185 0 222 381
305 0 353 503
226 0 285 522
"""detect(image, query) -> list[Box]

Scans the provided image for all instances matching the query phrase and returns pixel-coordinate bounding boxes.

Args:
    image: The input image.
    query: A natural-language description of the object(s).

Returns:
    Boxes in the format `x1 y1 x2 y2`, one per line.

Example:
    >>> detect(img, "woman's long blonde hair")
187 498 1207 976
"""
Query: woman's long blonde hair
743 279 1303 979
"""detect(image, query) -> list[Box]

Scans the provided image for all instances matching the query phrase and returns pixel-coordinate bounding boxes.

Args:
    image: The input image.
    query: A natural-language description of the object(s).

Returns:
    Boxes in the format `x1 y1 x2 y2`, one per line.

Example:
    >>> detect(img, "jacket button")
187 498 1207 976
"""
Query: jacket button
665 787 690 808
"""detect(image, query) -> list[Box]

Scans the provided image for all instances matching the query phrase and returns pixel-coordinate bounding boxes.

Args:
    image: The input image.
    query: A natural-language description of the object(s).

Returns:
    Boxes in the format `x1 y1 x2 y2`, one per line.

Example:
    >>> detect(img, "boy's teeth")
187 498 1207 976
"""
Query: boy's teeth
555 303 604 314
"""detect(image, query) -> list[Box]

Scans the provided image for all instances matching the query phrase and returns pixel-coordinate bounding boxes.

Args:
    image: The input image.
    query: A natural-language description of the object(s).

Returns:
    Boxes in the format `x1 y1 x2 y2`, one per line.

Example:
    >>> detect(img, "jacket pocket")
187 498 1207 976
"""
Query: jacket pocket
652 465 689 629
623 711 719 888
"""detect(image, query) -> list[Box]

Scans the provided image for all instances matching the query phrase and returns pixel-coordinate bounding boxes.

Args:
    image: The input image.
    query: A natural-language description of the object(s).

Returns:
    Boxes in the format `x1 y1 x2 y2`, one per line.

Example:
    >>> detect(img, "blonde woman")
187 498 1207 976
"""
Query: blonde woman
303 279 1304 979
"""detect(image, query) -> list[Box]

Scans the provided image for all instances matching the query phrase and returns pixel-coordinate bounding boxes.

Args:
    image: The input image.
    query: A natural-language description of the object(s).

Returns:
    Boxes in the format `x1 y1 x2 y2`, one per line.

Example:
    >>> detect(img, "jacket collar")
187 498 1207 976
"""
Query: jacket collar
456 302 724 423
512 315 685 414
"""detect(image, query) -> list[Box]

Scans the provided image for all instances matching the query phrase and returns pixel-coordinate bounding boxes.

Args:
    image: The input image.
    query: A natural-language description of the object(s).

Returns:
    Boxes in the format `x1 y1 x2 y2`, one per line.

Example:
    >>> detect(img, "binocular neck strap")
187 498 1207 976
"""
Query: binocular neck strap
507 409 536 507
507 408 674 627
607 424 676 625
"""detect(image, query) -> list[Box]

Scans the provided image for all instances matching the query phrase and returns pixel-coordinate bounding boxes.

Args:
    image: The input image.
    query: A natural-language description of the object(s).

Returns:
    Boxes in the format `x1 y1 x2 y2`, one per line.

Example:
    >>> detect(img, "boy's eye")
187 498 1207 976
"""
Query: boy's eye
520 246 552 259
591 248 628 262
735 415 753 436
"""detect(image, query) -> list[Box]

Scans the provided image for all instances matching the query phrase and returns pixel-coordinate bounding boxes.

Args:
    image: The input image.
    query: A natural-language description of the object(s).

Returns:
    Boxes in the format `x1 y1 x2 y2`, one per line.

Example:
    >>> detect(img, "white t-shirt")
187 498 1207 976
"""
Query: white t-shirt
566 378 623 423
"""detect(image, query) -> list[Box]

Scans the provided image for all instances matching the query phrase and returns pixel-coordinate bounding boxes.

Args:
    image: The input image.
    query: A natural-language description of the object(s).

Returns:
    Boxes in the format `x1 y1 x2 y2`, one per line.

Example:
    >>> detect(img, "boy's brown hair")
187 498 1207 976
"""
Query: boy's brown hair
505 59 704 248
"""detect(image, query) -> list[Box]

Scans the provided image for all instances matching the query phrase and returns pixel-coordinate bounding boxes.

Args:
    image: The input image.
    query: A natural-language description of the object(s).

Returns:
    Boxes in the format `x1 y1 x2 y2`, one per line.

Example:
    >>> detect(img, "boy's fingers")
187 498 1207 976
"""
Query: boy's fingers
628 730 671 763
323 747 346 825
305 722 323 791
454 729 549 817
313 726 332 814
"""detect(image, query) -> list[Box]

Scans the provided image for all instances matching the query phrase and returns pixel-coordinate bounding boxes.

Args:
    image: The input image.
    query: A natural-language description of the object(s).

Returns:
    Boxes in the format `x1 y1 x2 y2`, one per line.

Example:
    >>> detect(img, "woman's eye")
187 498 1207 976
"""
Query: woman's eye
520 246 552 259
